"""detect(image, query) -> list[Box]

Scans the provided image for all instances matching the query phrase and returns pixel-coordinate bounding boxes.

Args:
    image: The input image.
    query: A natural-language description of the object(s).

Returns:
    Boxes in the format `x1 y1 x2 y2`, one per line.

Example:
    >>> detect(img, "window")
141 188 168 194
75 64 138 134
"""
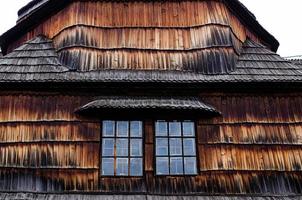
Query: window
155 121 197 175
101 120 143 176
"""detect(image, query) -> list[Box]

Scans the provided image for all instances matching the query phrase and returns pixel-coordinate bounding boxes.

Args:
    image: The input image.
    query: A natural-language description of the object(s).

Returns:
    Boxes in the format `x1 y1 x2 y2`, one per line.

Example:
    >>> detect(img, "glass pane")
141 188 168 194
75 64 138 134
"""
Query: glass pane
130 139 142 156
156 157 169 175
116 158 129 176
116 139 128 156
103 121 115 137
130 121 142 137
102 158 114 176
155 121 168 136
183 138 196 156
169 138 183 156
184 157 197 175
130 158 143 176
117 121 129 137
170 157 183 175
169 122 181 136
183 122 195 136
156 138 168 156
102 139 114 156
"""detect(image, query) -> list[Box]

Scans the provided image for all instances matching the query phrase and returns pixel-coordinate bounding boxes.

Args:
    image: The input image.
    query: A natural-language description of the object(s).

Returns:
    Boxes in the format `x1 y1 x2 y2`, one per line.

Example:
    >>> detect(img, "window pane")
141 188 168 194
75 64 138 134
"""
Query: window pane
130 139 142 156
170 157 183 175
169 122 181 136
183 139 196 156
130 158 143 176
156 121 168 136
102 139 114 156
169 138 182 156
156 157 169 175
184 157 197 175
102 158 114 176
116 139 128 156
183 122 195 137
103 121 115 137
156 138 168 156
130 121 142 137
116 158 129 176
117 121 129 137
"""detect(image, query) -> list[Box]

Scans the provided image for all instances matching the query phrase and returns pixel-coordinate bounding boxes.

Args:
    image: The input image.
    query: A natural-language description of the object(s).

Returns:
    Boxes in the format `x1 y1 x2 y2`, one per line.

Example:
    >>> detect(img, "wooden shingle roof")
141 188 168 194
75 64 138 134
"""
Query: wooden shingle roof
76 96 219 115
229 40 302 78
291 59 302 67
0 35 69 73
0 36 299 85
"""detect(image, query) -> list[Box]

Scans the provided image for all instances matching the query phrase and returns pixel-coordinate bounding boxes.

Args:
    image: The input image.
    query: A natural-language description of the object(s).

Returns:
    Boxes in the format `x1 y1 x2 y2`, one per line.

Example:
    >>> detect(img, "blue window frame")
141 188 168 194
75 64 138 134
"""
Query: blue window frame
155 120 197 175
101 120 143 176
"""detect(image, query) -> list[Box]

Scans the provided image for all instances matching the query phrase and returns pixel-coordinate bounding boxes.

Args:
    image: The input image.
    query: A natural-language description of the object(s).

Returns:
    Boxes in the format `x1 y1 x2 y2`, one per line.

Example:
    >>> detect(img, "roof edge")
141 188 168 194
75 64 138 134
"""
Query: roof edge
75 96 220 115
17 0 49 22
223 0 279 52
0 0 71 55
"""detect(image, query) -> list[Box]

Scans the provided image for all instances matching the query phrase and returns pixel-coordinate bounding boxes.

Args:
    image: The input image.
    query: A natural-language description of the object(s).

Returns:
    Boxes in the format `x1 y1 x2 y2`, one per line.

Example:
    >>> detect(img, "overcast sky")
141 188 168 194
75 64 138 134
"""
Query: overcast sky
0 0 301 57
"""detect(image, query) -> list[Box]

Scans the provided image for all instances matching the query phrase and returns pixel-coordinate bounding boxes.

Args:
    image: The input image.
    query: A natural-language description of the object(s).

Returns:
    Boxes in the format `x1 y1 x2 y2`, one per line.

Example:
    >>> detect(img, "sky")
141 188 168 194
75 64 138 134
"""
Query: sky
0 0 301 57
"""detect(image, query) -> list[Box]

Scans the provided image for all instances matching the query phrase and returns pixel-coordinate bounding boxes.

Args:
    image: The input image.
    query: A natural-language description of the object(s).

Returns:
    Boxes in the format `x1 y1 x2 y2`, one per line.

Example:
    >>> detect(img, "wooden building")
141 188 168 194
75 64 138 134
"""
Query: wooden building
0 0 301 199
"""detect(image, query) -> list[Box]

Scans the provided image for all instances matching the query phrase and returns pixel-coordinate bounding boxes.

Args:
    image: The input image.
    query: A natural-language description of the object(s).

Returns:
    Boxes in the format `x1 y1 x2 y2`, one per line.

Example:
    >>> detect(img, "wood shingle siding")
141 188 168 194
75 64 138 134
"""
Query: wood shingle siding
4 1 265 73
0 36 299 83
0 92 300 194
0 0 300 198
1 194 301 200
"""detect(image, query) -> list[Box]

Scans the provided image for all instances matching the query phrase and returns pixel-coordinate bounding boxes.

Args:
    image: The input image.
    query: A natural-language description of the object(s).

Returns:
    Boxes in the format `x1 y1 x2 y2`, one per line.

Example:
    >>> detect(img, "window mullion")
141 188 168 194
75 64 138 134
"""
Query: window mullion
114 121 117 176
167 123 170 175
128 121 131 176
181 122 185 175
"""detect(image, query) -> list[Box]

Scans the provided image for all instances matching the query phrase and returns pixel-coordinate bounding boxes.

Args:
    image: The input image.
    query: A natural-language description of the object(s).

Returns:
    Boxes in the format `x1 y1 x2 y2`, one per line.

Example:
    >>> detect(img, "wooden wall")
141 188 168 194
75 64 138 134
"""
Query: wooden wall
7 0 262 73
0 91 302 194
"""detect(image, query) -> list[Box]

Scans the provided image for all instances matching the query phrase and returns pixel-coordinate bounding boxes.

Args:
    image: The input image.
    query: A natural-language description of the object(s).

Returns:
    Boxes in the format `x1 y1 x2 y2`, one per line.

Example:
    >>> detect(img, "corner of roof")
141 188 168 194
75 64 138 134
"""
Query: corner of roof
224 0 279 52
17 0 51 22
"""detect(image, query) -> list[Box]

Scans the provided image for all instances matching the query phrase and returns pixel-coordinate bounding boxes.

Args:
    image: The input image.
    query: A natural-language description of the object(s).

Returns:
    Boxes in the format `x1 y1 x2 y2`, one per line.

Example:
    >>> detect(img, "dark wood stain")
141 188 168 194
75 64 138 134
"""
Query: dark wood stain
0 0 298 196
6 1 264 74
0 92 301 194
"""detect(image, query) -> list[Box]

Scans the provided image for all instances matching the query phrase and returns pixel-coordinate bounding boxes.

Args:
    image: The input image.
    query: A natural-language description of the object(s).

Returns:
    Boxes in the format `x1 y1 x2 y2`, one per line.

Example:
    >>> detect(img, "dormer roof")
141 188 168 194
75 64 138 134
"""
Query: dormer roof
0 36 299 85
0 35 69 73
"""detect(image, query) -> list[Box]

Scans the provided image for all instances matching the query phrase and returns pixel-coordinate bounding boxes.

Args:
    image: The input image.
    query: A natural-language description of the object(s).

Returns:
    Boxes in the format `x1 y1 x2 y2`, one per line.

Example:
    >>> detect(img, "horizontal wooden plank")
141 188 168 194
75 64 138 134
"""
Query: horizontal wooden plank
53 24 237 51
0 122 100 143
0 143 99 168
0 94 92 121
58 47 236 72
0 169 98 192
0 169 301 194
198 145 302 171
201 95 302 123
144 172 302 194
100 177 146 193
197 124 302 145
0 194 299 200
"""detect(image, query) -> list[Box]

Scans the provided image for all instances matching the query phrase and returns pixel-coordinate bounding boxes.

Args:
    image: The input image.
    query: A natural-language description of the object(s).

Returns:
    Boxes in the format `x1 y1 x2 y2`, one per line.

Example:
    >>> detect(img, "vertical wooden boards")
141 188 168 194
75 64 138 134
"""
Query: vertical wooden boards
6 1 264 73
0 93 100 191
0 92 302 193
